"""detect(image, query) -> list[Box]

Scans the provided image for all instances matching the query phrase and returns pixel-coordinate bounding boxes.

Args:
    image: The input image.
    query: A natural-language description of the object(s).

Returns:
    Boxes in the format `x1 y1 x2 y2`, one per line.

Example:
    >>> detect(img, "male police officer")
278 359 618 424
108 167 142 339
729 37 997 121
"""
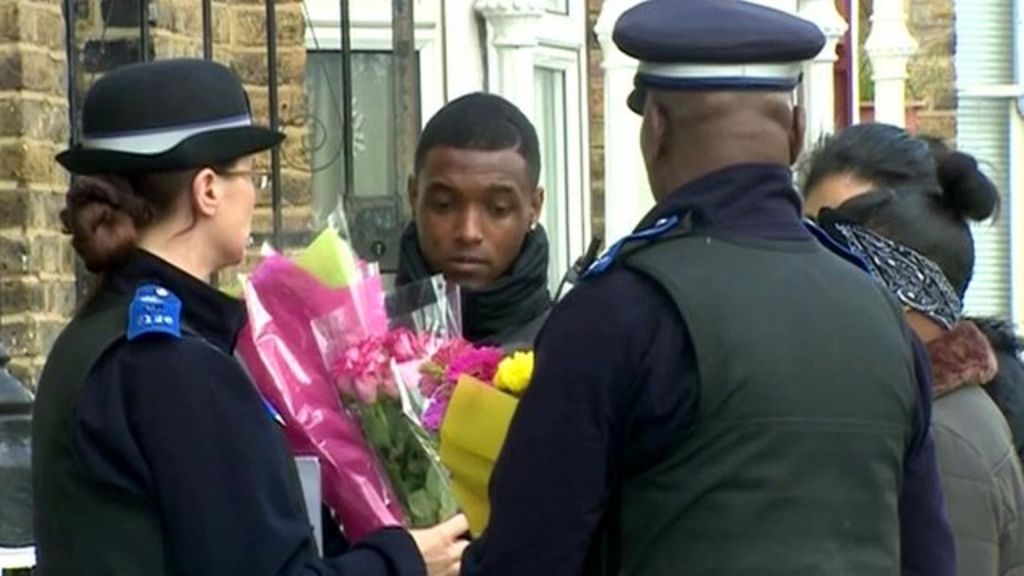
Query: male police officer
461 1 955 575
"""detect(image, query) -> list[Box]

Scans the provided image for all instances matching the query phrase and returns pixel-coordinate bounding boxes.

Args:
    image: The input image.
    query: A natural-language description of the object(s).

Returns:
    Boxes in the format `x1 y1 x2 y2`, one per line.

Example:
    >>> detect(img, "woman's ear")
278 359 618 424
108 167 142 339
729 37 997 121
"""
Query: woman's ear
191 168 221 217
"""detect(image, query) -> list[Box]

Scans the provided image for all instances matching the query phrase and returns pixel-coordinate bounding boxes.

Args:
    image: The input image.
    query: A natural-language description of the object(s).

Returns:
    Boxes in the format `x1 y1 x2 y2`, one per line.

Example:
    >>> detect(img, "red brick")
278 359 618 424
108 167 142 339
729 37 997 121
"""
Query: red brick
231 7 266 48
281 168 311 207
0 48 66 94
0 141 66 186
2 275 76 316
0 188 65 230
0 232 75 275
1 4 66 51
0 95 69 142
2 315 65 358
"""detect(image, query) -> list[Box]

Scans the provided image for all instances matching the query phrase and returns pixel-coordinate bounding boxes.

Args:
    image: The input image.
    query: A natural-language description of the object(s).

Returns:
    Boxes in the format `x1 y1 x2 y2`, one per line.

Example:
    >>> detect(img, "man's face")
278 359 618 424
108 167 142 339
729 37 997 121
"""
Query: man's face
409 146 543 289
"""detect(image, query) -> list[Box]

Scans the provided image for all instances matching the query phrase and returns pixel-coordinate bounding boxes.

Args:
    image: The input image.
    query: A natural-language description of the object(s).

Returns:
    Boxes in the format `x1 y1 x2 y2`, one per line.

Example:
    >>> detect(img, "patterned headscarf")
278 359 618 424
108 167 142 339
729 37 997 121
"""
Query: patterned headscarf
826 220 962 330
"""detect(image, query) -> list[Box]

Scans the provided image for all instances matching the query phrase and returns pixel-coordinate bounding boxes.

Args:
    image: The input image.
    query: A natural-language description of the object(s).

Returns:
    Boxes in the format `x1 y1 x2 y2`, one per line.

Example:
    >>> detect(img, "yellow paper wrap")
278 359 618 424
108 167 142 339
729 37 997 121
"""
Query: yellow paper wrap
292 227 360 288
439 375 519 536
223 227 360 297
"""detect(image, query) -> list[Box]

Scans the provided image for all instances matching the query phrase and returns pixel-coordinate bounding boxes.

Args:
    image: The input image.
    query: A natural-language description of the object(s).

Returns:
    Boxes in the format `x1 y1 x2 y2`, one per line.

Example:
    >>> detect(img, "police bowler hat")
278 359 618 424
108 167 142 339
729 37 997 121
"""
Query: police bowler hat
57 58 284 175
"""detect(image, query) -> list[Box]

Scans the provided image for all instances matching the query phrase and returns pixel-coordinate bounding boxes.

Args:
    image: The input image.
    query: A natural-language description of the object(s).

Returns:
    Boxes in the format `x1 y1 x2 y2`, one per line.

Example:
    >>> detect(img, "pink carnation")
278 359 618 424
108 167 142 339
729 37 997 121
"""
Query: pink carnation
418 339 470 397
333 335 395 404
445 346 504 385
432 339 473 367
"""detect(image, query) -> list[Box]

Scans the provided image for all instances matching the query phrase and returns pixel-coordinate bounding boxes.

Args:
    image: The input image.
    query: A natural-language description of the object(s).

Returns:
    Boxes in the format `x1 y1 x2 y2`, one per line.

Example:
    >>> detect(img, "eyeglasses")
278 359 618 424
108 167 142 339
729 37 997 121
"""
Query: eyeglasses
213 168 271 191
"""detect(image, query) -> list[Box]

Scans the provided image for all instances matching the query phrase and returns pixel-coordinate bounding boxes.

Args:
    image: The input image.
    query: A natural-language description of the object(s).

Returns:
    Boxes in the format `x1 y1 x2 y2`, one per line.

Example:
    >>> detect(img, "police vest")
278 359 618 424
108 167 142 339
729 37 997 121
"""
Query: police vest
32 288 307 575
32 290 180 576
591 232 917 575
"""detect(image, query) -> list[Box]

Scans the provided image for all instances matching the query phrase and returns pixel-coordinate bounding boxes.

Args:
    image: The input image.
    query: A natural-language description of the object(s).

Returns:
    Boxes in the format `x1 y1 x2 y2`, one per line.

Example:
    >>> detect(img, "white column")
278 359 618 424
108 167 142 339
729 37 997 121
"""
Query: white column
798 0 848 146
443 0 488 101
1010 101 1024 324
595 0 653 244
864 0 917 127
474 0 545 121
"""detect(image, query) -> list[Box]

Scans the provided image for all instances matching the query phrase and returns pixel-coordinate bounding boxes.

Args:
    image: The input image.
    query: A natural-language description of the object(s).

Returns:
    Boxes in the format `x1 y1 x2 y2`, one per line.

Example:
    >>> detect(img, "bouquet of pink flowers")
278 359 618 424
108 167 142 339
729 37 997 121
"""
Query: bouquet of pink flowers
236 251 402 541
418 340 504 433
236 230 461 540
311 274 461 529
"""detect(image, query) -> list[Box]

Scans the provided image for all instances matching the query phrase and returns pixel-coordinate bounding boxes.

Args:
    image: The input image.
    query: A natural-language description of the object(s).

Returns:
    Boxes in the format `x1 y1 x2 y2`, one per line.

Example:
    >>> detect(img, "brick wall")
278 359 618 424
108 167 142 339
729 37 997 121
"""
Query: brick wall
860 0 957 141
0 0 73 386
906 0 956 141
214 0 313 288
0 0 314 387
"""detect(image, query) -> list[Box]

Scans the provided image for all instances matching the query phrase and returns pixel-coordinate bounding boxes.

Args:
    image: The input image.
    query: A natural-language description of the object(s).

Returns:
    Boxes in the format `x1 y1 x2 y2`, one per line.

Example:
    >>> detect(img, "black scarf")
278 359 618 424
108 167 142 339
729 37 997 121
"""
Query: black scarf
395 223 552 344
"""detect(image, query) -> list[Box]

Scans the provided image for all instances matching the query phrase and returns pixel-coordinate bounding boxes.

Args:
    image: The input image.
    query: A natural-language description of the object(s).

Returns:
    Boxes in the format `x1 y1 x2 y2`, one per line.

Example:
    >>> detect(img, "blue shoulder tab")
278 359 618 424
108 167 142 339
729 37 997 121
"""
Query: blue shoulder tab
583 215 681 279
803 218 870 274
126 284 183 341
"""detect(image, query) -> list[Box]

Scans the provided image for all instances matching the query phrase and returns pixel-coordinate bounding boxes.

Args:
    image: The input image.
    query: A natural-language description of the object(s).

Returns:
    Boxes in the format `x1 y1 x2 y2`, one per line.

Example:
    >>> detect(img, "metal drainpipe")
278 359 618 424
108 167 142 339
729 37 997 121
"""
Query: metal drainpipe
203 0 213 60
266 0 283 248
140 0 150 61
341 0 354 201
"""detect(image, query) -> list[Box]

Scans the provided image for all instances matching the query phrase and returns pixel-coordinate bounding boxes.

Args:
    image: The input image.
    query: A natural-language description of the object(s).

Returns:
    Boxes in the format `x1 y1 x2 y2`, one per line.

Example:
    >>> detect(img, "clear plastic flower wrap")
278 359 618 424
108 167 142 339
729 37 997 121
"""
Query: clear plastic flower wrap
311 275 461 529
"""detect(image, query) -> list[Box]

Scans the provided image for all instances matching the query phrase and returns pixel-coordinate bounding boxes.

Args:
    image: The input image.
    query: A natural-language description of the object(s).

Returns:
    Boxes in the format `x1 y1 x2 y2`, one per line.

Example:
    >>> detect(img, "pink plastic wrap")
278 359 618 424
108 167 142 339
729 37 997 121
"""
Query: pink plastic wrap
235 254 404 541
310 275 462 528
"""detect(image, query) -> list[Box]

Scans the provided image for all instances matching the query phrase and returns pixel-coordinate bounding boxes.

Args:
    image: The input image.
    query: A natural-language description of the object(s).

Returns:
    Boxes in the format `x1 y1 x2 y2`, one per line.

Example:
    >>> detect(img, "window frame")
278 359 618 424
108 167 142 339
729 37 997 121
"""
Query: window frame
482 0 591 283
533 46 590 283
303 0 445 124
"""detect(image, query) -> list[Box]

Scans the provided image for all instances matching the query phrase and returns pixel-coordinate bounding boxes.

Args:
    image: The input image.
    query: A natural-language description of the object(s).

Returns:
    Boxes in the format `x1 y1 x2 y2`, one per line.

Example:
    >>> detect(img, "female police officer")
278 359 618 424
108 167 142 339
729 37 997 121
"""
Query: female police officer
32 58 466 576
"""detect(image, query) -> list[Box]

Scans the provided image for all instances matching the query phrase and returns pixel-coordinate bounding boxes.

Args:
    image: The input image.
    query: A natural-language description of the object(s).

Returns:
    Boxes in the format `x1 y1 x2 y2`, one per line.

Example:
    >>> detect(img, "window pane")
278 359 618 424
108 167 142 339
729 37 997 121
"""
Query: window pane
534 67 569 291
306 53 404 214
306 51 420 270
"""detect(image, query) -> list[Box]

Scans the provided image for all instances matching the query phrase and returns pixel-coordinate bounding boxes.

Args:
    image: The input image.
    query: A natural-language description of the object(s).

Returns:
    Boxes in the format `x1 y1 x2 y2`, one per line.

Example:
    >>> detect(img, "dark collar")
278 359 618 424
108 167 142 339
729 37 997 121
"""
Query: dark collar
101 250 248 353
638 163 810 241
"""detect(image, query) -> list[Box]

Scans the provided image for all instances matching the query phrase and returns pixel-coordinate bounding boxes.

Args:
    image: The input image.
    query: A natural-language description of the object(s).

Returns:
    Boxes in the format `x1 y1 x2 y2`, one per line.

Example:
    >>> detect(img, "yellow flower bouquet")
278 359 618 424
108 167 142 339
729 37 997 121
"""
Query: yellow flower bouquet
419 349 534 535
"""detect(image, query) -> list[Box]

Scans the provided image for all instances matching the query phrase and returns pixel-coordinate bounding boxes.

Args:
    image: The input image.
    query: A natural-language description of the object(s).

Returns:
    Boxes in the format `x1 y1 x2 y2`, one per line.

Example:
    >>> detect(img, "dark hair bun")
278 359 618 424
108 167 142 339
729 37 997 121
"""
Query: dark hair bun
60 176 149 273
937 151 999 221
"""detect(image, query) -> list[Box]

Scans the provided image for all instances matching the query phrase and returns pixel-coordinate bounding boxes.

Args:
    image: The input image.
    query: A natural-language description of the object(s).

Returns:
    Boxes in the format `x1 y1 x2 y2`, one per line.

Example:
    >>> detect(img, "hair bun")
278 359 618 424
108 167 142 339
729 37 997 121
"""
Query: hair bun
937 151 999 221
60 176 146 273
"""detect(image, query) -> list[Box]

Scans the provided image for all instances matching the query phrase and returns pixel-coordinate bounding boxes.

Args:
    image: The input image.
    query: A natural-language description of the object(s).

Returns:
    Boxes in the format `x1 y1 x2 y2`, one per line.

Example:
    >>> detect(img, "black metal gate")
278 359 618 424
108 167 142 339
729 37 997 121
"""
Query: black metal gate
62 0 420 297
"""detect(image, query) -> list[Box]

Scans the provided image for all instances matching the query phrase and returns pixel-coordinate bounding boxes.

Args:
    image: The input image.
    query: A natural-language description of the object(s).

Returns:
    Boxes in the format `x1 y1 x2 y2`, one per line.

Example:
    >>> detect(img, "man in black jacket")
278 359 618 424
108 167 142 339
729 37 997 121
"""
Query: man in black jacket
396 93 551 350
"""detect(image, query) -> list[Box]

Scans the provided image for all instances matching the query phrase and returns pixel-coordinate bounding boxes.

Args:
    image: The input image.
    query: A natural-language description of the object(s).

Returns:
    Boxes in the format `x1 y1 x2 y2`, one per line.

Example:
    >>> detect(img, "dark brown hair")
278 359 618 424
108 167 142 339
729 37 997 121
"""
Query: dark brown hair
60 170 196 273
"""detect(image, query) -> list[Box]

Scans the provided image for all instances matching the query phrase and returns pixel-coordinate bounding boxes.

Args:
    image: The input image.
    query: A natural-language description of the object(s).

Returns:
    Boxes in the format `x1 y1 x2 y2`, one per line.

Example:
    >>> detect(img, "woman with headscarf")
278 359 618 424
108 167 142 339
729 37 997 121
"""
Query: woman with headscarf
804 123 1024 575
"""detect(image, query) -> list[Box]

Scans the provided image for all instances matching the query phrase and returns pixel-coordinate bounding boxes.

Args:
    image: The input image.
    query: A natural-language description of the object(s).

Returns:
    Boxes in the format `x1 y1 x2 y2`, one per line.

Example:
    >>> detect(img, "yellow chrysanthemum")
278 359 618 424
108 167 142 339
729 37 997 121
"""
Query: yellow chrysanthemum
494 351 534 396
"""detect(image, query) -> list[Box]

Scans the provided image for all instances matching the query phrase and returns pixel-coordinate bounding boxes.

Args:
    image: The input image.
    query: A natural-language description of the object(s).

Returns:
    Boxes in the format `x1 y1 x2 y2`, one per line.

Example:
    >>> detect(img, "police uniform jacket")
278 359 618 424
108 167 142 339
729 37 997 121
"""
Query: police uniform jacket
32 250 425 576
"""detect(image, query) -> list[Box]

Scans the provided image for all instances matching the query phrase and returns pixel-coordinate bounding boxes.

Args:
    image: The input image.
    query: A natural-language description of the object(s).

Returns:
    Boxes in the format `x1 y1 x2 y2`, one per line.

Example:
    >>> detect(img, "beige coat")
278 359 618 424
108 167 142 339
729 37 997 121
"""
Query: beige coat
928 322 1024 576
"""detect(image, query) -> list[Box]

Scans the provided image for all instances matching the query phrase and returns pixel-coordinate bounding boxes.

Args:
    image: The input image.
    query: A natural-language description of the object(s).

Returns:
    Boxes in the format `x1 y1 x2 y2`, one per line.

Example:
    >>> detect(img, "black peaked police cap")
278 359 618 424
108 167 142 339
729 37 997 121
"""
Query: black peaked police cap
57 58 285 175
613 0 827 114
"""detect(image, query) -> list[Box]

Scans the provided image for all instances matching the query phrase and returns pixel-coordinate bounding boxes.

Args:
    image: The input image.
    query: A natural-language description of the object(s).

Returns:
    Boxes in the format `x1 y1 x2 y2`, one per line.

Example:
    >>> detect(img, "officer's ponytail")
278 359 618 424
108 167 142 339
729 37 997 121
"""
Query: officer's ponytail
60 168 200 273
60 176 152 273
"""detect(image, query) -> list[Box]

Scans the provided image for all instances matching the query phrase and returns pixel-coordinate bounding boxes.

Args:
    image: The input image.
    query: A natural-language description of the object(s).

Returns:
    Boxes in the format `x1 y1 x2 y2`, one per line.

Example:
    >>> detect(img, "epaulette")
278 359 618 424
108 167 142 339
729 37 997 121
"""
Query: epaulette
126 284 183 341
803 218 870 274
582 214 683 279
